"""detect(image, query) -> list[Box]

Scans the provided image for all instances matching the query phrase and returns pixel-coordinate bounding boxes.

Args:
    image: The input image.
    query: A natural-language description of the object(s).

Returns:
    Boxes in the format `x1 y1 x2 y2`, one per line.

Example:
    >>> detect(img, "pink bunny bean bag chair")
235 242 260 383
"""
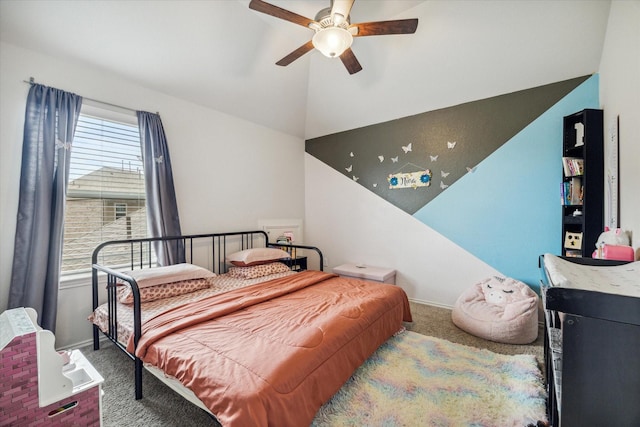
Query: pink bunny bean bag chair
452 276 539 344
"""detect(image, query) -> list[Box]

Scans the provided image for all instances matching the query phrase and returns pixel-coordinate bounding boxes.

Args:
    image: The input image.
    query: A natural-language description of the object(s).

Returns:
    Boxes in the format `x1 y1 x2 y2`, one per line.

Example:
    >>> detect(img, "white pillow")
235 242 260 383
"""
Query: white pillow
226 248 291 267
125 263 215 289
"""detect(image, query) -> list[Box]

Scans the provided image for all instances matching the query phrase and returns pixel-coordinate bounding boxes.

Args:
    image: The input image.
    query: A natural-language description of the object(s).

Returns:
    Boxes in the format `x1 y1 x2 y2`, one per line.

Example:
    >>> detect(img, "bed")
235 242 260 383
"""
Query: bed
539 254 640 427
90 230 412 426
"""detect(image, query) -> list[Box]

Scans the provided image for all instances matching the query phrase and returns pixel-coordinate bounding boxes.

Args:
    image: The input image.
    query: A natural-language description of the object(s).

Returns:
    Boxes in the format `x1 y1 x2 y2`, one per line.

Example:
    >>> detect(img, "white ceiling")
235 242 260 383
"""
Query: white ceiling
0 0 611 139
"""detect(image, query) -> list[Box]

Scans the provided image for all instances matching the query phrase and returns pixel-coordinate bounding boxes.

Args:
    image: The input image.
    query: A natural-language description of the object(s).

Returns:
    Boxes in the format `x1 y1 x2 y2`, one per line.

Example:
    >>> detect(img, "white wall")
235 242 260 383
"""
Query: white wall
304 0 640 309
0 42 305 348
304 0 610 139
304 155 500 307
599 0 640 254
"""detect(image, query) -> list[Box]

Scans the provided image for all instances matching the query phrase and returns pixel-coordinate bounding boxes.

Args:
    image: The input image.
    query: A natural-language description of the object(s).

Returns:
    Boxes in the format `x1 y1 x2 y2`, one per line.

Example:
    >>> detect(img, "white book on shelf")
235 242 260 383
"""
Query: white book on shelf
574 122 584 147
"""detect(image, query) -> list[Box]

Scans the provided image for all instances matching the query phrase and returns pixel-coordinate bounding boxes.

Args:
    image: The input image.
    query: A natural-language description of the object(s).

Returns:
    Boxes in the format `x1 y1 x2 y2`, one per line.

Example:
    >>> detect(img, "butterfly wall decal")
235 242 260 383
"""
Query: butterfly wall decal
402 143 412 153
55 139 72 150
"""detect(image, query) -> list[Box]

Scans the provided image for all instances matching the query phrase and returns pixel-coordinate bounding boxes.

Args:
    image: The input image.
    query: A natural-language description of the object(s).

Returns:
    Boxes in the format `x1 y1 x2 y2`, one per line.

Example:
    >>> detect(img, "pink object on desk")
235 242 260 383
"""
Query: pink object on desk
593 244 635 261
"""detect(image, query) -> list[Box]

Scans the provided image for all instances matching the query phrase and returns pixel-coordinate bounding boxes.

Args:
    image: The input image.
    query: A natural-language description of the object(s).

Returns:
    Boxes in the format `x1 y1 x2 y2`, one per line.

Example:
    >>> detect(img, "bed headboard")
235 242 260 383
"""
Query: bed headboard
91 230 323 311
91 230 271 274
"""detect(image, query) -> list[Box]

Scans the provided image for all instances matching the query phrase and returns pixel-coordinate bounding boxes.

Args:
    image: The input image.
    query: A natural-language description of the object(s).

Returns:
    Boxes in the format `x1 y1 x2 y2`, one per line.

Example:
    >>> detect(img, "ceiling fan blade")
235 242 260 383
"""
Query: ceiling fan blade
339 48 363 75
351 19 419 37
276 41 315 66
331 0 355 23
249 0 315 28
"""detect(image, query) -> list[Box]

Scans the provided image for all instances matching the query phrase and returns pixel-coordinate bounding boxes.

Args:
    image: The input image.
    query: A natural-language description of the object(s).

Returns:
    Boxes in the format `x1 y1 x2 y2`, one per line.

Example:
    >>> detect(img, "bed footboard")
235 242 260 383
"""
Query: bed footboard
91 264 143 397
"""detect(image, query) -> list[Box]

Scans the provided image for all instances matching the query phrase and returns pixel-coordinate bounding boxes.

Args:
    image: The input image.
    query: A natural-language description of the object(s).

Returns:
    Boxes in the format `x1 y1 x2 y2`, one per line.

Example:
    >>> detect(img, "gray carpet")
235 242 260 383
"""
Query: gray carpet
405 302 544 360
81 301 544 426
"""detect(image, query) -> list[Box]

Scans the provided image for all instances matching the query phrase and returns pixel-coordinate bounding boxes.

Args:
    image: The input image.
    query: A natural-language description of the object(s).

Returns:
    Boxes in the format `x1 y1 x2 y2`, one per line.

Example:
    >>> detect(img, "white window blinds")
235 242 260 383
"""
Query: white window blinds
62 107 148 274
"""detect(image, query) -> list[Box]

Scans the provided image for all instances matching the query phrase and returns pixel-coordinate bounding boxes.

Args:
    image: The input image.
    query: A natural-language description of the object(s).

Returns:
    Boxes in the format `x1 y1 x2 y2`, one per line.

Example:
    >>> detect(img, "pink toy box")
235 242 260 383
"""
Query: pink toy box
0 307 104 426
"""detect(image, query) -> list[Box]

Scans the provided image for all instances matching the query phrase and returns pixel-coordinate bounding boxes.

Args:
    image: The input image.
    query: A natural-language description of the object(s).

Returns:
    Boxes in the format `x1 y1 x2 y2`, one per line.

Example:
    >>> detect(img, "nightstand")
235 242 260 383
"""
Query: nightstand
282 256 307 271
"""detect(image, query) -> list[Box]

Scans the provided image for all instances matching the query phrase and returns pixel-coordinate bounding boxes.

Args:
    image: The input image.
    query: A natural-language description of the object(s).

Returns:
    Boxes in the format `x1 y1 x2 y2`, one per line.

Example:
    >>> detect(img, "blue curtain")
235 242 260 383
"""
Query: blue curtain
137 111 184 265
9 84 83 332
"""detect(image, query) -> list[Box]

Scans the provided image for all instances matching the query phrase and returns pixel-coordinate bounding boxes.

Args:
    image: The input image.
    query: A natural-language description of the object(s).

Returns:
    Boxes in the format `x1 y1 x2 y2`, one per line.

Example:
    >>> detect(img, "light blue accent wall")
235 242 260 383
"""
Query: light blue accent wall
414 75 600 288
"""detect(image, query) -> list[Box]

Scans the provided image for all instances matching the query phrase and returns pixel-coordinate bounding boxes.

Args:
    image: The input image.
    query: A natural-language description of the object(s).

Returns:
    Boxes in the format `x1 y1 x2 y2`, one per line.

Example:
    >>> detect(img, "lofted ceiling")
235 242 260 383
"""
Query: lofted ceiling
0 1 611 139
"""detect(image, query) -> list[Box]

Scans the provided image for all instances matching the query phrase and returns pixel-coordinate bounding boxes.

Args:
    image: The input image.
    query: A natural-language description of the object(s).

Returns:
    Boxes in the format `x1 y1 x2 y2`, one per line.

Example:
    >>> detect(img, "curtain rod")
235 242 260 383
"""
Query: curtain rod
23 77 158 115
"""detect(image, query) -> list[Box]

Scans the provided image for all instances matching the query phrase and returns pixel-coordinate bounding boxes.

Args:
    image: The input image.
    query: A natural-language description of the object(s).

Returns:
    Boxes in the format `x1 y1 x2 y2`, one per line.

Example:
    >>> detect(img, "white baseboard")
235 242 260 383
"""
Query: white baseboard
408 297 454 310
59 335 108 352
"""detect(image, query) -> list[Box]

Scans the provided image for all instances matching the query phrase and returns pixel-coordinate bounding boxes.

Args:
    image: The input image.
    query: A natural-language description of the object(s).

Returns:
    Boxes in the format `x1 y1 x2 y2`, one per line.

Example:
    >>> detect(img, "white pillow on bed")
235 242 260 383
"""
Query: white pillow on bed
117 263 216 304
125 263 215 288
226 248 291 267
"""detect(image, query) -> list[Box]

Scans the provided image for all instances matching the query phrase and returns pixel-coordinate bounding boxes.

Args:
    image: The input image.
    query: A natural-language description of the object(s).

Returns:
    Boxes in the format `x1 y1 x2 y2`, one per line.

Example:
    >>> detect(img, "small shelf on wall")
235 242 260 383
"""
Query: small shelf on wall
258 219 303 245
562 215 583 225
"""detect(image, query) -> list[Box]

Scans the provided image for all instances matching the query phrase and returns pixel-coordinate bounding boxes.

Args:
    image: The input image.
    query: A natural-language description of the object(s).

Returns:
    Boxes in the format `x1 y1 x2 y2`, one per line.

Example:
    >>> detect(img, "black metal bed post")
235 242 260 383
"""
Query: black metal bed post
107 275 115 345
213 235 218 272
219 236 224 274
132 278 143 400
139 242 144 268
129 243 134 270
91 251 100 351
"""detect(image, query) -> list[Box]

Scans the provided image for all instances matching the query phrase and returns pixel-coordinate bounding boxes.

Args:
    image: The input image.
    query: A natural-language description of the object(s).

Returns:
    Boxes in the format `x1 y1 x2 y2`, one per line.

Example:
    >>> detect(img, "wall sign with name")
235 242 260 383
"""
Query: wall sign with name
388 170 432 189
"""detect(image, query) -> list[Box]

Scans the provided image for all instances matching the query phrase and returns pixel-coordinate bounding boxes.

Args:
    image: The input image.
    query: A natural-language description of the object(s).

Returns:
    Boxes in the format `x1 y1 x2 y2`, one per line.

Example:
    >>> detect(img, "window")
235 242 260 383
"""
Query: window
114 203 127 219
61 103 148 275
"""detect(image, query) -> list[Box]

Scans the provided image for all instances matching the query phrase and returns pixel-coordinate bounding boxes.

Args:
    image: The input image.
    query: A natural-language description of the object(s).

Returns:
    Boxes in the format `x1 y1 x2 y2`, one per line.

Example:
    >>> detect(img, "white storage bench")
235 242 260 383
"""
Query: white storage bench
333 263 396 285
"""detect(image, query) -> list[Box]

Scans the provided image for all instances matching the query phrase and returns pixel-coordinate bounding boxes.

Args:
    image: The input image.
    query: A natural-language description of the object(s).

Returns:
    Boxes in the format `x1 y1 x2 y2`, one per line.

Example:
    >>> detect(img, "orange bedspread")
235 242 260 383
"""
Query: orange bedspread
130 270 411 427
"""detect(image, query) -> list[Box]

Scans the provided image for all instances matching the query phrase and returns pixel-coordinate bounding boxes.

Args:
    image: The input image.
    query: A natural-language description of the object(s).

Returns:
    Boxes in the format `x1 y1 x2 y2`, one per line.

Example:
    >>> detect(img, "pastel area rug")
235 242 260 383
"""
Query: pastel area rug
312 330 547 427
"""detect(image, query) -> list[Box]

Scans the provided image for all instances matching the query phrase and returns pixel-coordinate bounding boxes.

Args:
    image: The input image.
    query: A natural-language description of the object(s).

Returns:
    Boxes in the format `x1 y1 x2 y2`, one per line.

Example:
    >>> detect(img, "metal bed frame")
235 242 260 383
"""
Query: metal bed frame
91 230 323 399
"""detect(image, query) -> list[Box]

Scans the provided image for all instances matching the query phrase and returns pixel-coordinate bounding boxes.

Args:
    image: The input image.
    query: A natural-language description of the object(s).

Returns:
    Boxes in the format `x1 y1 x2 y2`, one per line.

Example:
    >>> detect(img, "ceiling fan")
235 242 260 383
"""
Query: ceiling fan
249 0 418 74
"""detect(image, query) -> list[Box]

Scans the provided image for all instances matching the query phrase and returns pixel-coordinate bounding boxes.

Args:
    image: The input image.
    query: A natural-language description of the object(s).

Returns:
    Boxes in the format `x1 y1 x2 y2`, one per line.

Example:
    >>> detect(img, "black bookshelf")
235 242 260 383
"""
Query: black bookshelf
560 109 603 257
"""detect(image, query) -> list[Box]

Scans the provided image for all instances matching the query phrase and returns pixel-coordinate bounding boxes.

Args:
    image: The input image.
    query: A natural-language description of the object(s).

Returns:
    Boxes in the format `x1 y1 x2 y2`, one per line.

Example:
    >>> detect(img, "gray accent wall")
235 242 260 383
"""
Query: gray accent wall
306 76 589 214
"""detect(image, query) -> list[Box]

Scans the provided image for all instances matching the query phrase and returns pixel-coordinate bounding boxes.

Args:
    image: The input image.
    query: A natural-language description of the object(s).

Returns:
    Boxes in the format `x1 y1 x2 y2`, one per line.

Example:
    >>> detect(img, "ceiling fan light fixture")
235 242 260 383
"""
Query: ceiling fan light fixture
312 26 353 58
249 0 418 74
333 12 346 26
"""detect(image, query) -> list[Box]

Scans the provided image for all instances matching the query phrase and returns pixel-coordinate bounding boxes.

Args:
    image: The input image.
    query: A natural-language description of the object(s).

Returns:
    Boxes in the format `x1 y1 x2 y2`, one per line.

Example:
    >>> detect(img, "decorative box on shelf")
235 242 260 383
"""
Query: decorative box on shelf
333 263 396 285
